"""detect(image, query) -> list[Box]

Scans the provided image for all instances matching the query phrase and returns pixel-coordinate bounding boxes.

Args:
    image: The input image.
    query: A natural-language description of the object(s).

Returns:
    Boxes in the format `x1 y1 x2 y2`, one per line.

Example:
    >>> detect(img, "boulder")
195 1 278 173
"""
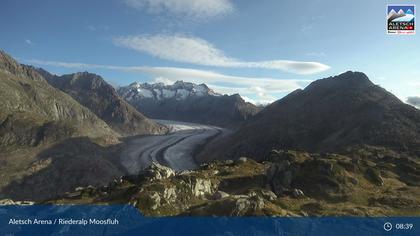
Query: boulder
212 191 230 200
178 175 216 198
162 187 177 203
224 160 234 165
148 192 161 210
237 157 248 163
247 189 277 201
232 195 265 216
233 198 251 215
0 199 34 205
292 189 305 198
0 199 15 205
266 158 294 195
192 179 213 197
260 190 278 201
365 168 384 186
140 162 175 181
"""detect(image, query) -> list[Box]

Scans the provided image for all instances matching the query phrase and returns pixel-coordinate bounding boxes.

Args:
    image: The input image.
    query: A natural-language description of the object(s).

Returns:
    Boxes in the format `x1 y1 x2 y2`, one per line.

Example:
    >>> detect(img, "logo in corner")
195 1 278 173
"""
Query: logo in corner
387 4 415 35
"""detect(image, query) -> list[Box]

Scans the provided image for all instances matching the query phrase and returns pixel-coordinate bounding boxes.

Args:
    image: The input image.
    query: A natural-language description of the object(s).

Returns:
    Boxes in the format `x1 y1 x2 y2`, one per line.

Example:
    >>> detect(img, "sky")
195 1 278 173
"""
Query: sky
0 0 419 105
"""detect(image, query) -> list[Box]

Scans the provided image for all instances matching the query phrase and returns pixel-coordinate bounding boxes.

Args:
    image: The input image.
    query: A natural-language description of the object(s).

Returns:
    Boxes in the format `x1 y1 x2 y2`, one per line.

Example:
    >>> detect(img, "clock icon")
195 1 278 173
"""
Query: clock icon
384 222 393 231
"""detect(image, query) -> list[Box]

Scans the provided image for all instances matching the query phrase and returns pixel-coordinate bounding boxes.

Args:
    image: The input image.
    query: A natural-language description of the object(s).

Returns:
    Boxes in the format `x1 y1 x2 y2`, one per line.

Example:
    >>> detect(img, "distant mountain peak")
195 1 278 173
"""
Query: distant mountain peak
305 71 373 92
120 80 221 101
117 80 260 127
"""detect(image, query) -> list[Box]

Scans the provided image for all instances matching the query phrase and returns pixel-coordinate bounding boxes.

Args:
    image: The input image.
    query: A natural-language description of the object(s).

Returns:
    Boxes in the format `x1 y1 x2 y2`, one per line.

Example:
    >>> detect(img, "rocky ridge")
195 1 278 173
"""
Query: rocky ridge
41 70 167 136
0 51 119 147
46 147 420 216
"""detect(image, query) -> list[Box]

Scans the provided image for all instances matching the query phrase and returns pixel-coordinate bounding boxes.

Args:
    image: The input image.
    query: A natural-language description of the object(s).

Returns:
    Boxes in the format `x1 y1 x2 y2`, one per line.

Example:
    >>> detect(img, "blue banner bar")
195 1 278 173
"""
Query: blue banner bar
1 205 419 236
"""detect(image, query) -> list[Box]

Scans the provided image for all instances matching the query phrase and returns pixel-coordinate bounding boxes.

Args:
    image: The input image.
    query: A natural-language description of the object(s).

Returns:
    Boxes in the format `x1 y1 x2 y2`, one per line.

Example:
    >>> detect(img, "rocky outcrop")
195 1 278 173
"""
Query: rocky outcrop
265 150 351 199
178 176 215 198
211 191 229 200
0 199 34 205
47 147 420 217
365 168 384 186
139 162 175 181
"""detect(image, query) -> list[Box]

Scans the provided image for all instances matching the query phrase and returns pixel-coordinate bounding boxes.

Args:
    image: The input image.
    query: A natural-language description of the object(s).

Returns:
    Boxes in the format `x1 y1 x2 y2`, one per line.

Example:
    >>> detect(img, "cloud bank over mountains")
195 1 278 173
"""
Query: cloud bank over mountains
25 59 309 104
114 35 330 75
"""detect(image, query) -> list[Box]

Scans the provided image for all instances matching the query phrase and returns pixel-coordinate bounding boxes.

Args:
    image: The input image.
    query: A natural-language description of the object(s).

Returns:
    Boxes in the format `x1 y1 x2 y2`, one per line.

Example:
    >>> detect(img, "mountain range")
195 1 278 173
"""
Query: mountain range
118 81 260 128
38 70 167 136
1 49 420 214
43 70 420 216
198 71 420 162
0 50 257 200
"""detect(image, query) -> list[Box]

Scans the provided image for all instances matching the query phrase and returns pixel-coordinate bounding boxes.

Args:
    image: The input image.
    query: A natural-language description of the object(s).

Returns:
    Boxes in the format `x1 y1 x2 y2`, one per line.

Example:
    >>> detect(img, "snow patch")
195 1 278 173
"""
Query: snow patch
162 89 176 98
176 89 190 100
137 88 154 98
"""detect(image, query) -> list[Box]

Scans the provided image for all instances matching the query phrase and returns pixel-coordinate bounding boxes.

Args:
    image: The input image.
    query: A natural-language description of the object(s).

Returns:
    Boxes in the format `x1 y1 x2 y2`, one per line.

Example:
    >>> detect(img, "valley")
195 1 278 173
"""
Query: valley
0 50 419 217
120 120 225 173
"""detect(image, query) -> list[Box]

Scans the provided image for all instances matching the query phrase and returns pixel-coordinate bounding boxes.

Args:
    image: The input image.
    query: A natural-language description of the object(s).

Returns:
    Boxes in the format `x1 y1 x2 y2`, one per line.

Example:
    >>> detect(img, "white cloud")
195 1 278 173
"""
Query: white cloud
239 95 257 105
153 77 175 85
134 67 307 94
208 84 278 105
114 35 330 74
124 0 234 20
25 39 32 45
25 59 310 104
26 59 93 69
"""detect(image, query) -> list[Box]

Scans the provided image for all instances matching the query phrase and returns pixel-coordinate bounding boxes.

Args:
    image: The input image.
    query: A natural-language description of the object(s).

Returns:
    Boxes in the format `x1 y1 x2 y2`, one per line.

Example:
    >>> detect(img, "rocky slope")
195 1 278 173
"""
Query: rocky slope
1 138 124 201
41 71 167 136
0 50 122 200
199 71 420 162
45 146 420 216
118 81 260 128
0 50 118 147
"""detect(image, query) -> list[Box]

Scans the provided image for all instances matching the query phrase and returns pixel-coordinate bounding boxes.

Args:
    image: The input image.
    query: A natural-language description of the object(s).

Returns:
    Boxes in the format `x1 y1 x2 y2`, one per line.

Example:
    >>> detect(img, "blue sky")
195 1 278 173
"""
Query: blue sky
0 0 419 105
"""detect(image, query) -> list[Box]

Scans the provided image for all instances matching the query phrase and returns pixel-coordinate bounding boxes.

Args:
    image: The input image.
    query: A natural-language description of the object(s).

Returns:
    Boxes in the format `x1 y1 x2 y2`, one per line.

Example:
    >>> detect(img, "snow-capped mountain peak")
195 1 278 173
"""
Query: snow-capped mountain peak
119 80 221 101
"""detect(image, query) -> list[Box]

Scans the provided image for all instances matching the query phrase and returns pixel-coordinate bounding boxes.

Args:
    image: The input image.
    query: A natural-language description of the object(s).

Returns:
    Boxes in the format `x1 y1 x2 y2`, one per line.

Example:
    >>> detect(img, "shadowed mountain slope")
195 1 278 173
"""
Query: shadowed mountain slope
199 71 420 162
0 50 118 147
